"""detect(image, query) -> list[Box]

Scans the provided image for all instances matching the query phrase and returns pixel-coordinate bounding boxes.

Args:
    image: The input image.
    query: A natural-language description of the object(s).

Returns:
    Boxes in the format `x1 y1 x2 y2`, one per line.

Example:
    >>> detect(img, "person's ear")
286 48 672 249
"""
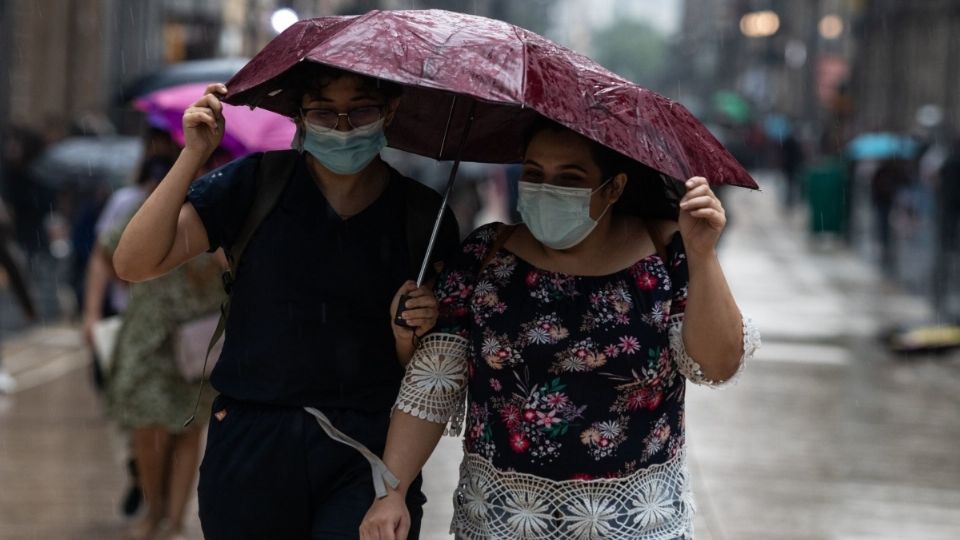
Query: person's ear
607 172 628 204
383 97 401 127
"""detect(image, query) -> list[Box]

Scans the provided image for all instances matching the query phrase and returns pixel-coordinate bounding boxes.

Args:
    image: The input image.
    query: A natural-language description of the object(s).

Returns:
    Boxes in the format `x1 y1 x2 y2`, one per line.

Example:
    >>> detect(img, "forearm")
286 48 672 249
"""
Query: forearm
395 335 415 366
381 411 446 495
83 247 114 322
682 249 743 380
113 149 206 280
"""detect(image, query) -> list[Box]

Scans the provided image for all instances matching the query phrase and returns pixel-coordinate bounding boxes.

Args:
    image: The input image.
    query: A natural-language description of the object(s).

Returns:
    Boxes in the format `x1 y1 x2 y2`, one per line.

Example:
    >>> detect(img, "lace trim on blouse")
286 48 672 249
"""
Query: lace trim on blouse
668 314 760 387
451 449 695 540
394 333 469 436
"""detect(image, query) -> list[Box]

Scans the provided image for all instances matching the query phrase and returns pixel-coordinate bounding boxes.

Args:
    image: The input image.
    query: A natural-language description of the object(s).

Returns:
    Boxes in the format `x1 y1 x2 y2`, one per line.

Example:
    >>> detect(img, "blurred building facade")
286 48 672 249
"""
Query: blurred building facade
0 0 552 137
672 0 960 147
1 0 219 135
852 0 960 134
671 0 860 147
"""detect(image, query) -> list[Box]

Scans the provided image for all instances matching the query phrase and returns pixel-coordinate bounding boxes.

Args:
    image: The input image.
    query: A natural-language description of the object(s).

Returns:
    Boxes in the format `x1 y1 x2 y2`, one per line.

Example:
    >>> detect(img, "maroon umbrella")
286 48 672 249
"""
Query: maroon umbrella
224 9 756 189
224 9 757 290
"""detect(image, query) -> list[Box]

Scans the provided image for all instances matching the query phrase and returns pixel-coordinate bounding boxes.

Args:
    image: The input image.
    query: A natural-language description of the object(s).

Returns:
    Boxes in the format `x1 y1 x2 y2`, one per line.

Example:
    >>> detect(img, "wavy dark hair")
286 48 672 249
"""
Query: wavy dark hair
524 118 680 220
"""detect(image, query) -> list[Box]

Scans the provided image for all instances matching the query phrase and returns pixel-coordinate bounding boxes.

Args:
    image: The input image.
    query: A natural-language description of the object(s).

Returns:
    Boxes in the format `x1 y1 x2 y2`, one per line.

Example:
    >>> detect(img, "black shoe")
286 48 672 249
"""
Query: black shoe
121 484 143 517
121 457 142 517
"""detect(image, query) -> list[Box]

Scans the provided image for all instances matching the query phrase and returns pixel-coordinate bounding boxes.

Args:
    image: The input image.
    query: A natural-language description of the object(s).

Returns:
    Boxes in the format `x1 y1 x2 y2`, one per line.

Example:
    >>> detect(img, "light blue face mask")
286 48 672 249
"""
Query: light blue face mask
292 118 387 175
517 178 614 250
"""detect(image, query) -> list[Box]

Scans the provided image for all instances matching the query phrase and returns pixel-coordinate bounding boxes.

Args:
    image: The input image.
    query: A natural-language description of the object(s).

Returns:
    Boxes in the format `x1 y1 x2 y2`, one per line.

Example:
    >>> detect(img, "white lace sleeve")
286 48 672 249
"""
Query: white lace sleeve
394 333 469 436
668 315 760 387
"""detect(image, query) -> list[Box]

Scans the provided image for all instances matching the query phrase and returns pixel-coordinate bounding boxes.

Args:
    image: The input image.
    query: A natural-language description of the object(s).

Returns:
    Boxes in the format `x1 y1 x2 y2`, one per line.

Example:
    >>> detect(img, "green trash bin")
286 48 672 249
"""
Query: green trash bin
804 158 847 235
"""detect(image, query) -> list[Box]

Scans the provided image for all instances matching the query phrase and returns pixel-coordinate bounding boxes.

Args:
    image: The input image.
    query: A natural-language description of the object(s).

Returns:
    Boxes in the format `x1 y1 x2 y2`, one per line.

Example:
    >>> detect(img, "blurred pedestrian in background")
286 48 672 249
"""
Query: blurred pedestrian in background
871 158 911 272
934 138 960 321
0 195 37 394
83 152 176 520
0 126 52 260
83 129 180 389
779 131 804 209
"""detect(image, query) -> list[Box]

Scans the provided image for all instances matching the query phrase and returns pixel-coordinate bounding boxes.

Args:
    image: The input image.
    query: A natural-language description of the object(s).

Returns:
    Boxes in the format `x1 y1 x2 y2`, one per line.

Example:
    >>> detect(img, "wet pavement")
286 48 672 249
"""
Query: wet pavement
1 171 959 539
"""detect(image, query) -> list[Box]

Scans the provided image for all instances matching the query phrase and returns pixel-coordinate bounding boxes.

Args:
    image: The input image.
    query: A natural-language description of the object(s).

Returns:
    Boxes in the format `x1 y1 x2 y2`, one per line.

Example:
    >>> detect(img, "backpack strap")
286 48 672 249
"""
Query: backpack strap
224 150 300 288
184 150 298 427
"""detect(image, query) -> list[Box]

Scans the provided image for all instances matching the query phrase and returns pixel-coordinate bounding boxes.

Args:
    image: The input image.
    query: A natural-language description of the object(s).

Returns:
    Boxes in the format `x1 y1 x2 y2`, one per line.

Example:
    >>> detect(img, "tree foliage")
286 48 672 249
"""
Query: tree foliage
593 19 667 88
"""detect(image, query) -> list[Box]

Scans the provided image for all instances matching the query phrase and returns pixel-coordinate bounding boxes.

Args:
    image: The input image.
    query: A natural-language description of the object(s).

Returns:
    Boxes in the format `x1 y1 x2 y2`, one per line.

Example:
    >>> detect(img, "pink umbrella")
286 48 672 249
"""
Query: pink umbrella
134 82 297 157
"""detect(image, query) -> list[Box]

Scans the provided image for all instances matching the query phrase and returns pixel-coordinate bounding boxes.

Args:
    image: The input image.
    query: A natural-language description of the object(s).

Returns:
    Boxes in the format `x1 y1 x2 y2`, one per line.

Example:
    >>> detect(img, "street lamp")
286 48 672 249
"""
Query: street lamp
740 10 780 38
818 15 844 40
271 8 299 35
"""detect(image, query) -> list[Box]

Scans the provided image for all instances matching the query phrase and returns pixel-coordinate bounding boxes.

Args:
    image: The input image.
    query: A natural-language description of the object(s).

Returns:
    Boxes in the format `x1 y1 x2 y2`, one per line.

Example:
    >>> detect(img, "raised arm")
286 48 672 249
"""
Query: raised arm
113 84 227 282
667 176 759 384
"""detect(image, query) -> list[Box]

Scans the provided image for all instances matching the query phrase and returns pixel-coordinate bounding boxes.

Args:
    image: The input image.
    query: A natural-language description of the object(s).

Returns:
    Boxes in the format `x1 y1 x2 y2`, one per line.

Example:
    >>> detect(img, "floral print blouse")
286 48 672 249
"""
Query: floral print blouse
435 223 690 480
394 223 759 539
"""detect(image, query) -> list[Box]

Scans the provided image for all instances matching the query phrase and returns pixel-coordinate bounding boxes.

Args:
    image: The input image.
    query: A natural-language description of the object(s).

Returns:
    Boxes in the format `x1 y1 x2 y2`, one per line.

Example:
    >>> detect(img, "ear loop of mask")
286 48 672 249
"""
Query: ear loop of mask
591 176 619 222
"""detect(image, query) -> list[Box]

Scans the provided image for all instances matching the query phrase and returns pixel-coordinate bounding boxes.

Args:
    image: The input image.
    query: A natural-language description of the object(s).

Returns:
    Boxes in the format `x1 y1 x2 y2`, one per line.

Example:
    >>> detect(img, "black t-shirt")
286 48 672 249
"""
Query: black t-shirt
187 152 458 412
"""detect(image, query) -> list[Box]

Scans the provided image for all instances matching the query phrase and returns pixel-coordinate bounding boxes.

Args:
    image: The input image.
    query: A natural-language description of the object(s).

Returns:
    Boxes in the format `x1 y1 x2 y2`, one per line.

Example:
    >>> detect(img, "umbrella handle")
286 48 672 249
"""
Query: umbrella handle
394 98 477 330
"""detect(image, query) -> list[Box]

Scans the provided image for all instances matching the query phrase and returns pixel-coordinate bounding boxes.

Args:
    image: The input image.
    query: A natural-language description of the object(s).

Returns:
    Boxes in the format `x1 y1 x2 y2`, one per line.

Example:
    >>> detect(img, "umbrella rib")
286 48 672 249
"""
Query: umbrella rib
296 14 370 77
436 95 459 160
512 25 529 108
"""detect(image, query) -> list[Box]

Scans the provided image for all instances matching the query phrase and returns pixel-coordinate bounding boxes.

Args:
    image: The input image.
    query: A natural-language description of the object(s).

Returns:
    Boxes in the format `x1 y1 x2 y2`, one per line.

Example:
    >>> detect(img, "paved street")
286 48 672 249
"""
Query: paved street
0 172 958 539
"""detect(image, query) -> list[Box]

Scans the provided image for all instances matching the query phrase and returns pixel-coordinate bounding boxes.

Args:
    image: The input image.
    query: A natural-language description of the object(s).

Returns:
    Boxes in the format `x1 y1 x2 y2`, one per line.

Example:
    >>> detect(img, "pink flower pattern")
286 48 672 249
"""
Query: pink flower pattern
435 224 691 478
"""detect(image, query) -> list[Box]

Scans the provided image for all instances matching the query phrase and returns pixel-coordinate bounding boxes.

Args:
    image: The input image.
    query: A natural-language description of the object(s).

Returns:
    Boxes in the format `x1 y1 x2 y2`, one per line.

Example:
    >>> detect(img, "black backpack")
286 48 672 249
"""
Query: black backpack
185 149 458 426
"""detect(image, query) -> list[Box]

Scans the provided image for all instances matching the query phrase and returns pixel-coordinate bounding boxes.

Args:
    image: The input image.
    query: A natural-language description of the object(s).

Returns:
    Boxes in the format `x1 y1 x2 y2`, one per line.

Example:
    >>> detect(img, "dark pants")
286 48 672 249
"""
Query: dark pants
198 395 426 539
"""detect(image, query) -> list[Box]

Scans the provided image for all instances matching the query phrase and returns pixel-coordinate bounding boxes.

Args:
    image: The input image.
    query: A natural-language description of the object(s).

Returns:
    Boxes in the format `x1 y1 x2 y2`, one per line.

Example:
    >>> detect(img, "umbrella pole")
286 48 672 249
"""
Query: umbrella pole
415 98 478 287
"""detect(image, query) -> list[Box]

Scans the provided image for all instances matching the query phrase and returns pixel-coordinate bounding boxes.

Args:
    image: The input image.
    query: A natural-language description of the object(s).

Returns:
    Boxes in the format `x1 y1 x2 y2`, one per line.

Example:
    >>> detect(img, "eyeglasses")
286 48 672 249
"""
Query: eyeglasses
300 106 384 130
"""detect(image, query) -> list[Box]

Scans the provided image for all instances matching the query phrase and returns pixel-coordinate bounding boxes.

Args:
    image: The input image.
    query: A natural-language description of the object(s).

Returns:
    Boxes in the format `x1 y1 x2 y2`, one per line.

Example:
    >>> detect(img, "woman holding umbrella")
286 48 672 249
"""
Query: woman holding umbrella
113 64 458 538
360 119 760 540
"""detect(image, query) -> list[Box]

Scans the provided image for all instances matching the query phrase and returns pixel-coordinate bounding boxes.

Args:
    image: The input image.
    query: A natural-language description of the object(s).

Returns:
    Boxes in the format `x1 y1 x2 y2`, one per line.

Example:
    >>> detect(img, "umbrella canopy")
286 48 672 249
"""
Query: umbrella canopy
134 82 297 157
224 10 757 190
846 132 918 161
117 58 249 103
31 136 143 189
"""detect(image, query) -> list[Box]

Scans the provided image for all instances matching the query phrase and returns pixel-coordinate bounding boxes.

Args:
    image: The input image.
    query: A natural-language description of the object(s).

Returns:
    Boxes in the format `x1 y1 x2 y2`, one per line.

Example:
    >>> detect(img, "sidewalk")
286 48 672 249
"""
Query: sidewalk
681 172 960 540
0 327 140 540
